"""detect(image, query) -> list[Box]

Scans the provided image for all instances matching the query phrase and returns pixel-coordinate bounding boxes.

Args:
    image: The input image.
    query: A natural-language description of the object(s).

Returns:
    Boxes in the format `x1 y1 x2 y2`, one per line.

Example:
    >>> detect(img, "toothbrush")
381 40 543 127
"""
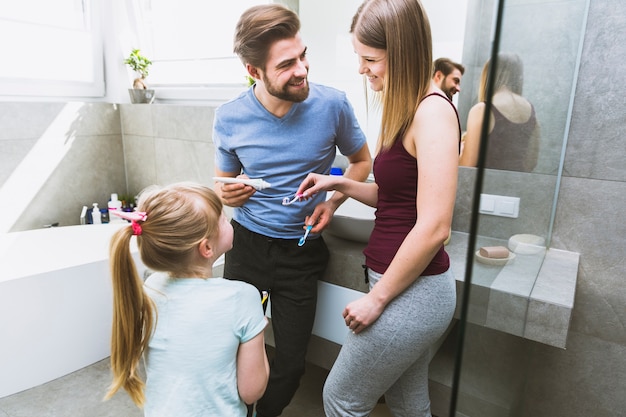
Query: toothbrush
283 193 304 205
298 225 313 247
213 177 271 190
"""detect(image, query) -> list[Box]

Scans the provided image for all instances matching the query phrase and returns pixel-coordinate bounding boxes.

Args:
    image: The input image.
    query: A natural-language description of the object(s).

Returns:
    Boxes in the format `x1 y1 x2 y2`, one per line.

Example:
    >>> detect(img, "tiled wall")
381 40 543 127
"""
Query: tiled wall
0 103 220 232
0 102 126 232
119 104 217 196
518 1 626 416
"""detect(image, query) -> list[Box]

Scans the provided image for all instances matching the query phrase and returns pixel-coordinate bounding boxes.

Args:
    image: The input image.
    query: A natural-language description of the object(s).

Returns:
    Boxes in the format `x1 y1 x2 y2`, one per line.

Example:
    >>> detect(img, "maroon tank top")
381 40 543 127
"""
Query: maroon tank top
486 104 538 172
363 93 460 275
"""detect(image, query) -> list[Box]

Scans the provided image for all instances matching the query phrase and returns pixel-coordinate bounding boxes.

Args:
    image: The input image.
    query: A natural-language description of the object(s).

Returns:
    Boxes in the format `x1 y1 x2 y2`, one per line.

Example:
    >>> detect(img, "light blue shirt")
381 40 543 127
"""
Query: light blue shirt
143 274 266 417
213 82 367 239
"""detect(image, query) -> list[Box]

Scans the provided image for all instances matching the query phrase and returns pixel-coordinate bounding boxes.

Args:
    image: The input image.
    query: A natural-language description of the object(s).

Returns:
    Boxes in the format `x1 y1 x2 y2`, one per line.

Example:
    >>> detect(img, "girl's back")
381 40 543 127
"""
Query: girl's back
144 273 266 417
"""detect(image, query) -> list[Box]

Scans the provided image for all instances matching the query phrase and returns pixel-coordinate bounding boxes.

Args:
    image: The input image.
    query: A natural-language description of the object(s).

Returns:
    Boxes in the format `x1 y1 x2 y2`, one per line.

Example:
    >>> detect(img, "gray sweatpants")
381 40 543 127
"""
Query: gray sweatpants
323 268 456 417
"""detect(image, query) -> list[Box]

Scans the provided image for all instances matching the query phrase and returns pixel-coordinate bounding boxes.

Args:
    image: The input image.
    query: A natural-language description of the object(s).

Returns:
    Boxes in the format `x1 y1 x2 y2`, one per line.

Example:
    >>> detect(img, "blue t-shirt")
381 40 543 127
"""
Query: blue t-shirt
143 274 267 417
213 82 367 239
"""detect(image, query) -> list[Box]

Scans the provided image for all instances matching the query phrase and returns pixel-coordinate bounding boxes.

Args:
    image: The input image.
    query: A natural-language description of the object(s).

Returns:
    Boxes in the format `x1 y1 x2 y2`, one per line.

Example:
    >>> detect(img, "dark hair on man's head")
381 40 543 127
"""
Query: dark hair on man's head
433 57 465 77
233 4 300 69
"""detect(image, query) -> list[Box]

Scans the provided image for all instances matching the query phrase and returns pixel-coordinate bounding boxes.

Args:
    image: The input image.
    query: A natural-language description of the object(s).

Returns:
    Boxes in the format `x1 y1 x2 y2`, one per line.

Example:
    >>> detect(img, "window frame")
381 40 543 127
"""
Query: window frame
0 0 105 100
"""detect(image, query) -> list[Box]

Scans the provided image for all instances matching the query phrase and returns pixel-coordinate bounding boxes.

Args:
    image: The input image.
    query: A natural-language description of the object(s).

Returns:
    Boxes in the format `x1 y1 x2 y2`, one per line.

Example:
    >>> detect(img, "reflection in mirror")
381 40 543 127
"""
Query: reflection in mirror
459 52 540 172
459 0 588 176
457 0 588 246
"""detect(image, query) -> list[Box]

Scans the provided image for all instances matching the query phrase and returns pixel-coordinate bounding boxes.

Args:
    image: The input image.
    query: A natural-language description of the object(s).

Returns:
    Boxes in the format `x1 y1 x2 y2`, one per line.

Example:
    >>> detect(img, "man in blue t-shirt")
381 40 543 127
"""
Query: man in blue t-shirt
212 4 371 417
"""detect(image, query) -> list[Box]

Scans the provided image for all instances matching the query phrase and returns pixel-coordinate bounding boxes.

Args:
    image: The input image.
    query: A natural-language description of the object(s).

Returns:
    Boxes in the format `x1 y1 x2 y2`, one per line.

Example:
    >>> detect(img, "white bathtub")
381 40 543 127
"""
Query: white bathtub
0 224 146 398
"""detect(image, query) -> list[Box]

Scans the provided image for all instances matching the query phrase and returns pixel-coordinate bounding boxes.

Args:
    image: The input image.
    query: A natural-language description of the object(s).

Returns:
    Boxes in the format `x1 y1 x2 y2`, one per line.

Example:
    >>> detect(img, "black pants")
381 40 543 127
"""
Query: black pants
225 220 330 417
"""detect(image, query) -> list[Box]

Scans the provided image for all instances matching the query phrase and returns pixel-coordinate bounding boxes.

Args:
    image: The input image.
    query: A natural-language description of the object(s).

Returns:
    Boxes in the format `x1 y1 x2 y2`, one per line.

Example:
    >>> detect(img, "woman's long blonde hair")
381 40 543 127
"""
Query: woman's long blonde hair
351 0 432 153
105 182 223 407
478 52 524 102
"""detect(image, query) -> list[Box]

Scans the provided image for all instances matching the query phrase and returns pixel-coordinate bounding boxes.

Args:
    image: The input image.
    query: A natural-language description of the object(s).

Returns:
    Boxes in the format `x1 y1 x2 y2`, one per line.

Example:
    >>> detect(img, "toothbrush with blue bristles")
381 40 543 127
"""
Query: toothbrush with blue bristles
298 224 313 247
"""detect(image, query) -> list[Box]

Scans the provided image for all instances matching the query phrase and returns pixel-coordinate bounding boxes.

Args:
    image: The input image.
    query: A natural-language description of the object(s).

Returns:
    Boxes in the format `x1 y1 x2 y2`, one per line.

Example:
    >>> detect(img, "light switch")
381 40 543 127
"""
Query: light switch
499 201 516 216
479 194 520 218
479 195 495 212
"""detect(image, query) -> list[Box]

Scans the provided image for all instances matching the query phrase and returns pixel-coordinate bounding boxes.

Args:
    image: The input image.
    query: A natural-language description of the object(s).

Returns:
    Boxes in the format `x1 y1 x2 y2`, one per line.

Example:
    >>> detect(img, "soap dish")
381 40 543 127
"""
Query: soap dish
475 250 516 266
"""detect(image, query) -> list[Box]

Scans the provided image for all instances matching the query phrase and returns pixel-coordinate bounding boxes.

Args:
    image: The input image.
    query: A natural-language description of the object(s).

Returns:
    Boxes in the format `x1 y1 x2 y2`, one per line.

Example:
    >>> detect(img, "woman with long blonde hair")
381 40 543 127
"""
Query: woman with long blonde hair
105 182 269 416
459 52 540 171
295 0 460 415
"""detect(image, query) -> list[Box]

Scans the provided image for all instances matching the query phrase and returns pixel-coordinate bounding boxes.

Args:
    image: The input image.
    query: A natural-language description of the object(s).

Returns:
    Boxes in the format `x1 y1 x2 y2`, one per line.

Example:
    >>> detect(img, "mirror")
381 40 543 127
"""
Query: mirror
459 0 588 176
301 0 469 155
303 0 586 244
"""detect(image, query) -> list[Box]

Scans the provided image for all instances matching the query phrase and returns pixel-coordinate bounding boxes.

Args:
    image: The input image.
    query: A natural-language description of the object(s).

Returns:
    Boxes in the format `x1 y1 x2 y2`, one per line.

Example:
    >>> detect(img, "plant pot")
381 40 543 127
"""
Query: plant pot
128 88 155 104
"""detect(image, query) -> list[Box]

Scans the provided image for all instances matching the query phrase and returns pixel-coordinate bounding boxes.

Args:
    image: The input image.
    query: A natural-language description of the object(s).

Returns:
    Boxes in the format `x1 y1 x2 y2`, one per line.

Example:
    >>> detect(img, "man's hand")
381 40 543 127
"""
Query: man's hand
215 175 256 207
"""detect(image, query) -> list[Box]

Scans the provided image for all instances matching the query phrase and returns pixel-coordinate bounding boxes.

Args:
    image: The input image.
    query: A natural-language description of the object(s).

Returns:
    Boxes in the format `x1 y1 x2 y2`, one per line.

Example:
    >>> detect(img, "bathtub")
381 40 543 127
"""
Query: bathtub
0 224 146 398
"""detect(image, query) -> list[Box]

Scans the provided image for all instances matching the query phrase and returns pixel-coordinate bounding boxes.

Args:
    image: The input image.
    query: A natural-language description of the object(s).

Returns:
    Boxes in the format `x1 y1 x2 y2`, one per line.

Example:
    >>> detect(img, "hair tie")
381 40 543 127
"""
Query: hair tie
110 210 148 236
131 220 143 236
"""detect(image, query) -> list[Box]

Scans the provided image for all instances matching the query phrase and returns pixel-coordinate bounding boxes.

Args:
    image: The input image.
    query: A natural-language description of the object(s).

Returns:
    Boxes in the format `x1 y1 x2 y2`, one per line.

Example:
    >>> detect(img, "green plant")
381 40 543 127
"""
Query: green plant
245 74 256 87
124 49 152 89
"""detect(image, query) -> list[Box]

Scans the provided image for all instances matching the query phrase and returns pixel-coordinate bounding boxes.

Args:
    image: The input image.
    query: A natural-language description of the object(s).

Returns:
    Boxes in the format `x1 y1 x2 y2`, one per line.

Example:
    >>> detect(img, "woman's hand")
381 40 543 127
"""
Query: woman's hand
295 173 340 199
342 293 385 334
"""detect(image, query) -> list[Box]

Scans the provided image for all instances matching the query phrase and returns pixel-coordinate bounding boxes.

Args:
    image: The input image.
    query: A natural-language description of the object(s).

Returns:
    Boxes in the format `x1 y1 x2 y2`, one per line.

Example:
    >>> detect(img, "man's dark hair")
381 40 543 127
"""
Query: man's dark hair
433 57 465 77
233 4 300 70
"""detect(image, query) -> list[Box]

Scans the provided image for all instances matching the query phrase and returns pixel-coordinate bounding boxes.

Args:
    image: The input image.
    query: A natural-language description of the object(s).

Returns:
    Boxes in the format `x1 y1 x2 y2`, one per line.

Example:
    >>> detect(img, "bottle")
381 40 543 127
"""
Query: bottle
108 193 124 223
80 205 88 225
91 203 102 224
100 208 110 224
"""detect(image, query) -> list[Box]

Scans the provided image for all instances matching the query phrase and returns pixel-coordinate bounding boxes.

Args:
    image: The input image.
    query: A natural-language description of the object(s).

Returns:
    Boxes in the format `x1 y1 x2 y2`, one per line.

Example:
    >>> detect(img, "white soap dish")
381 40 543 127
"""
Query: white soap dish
508 234 546 254
475 250 516 266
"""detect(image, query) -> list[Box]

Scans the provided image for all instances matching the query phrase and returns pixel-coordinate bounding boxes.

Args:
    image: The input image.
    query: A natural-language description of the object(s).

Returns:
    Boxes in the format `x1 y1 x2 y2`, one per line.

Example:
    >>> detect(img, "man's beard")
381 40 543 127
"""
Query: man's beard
263 74 310 102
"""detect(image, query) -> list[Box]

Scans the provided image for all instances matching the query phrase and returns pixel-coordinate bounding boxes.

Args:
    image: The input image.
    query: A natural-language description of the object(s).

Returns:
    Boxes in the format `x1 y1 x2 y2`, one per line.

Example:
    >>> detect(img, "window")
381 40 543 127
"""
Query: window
140 0 270 87
0 0 104 98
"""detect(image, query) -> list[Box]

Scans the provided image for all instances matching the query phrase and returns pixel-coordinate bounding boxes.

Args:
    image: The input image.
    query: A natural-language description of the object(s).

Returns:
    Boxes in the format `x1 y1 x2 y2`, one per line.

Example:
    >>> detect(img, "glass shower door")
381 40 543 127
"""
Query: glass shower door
448 0 589 415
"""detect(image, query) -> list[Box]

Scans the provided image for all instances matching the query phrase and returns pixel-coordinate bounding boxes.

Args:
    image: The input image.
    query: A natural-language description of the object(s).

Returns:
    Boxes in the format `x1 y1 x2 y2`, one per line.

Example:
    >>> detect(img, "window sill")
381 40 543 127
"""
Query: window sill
151 85 248 106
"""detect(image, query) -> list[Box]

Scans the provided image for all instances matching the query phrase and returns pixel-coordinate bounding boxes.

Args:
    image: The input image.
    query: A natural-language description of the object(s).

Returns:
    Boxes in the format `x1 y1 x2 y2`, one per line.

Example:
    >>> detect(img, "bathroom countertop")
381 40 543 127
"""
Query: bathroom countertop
322 231 579 349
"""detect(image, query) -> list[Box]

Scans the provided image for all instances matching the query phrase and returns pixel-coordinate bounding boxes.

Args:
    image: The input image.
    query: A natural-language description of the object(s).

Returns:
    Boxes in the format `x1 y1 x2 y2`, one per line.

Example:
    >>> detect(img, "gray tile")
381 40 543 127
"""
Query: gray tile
0 359 141 417
553 177 626 345
154 137 215 186
0 102 66 140
564 0 626 181
123 134 157 195
523 331 626 417
11 133 126 231
120 104 154 137
0 139 36 186
152 105 214 142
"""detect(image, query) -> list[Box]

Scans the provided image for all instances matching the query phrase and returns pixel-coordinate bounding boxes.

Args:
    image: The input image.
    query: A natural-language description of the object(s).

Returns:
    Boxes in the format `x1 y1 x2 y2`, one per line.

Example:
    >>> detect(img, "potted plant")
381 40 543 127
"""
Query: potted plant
124 49 155 103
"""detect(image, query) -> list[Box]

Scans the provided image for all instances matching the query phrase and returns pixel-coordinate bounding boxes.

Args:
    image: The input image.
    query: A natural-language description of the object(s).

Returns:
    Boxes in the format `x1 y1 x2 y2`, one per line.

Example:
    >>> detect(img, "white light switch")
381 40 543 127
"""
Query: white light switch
479 194 520 218
479 195 496 212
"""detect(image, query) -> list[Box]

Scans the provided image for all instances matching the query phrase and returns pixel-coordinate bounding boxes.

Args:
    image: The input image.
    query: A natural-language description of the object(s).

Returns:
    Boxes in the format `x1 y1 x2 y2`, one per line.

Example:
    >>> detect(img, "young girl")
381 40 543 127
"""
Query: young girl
296 0 460 415
105 182 269 416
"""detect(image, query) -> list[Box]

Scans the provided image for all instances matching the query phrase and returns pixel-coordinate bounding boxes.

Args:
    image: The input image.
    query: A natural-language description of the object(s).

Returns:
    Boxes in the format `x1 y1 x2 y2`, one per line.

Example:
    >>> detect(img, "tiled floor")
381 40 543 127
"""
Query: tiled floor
0 355 393 417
